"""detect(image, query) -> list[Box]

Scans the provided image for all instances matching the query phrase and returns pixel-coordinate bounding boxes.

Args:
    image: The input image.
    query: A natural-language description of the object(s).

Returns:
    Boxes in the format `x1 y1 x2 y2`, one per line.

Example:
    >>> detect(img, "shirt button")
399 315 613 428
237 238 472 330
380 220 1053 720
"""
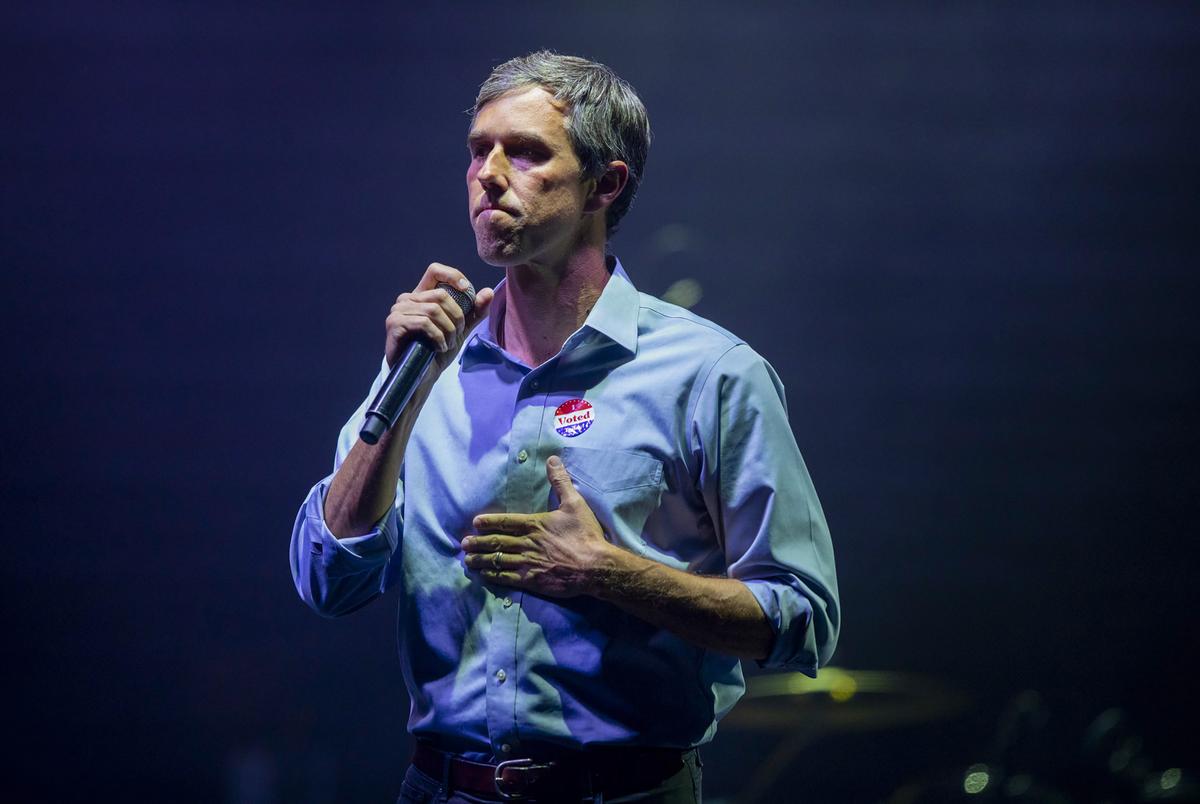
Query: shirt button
516 450 528 463
500 743 511 754
496 669 507 683
502 596 513 608
530 379 540 391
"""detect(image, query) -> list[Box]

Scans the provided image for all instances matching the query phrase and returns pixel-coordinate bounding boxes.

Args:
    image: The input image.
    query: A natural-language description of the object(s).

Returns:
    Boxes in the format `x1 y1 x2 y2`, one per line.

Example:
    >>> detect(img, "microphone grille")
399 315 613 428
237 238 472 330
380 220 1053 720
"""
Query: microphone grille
437 282 476 315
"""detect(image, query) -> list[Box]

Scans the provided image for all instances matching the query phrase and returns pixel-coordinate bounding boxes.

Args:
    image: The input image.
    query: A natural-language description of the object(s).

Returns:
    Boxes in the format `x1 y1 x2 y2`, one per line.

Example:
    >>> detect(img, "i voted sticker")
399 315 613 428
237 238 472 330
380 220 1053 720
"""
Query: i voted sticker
554 398 594 438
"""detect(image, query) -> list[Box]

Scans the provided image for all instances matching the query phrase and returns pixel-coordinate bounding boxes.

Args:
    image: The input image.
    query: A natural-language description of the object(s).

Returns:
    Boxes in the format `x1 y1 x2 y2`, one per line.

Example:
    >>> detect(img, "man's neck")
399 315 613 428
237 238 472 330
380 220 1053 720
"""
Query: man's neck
500 241 611 369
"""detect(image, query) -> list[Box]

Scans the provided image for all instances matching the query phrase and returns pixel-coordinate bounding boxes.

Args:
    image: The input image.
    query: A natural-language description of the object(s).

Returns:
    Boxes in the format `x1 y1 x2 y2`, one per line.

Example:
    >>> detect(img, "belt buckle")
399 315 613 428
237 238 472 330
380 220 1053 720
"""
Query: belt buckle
493 757 554 800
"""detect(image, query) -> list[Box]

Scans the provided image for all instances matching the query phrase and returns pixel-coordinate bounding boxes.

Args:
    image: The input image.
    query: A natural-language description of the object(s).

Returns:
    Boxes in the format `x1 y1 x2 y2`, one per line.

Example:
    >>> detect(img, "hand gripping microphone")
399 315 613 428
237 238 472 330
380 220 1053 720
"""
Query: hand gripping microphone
359 282 476 445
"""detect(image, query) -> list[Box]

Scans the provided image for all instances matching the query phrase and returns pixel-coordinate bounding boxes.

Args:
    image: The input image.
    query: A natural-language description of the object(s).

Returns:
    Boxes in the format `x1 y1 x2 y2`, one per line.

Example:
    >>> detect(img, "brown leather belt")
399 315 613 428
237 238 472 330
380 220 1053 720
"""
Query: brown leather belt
412 740 689 801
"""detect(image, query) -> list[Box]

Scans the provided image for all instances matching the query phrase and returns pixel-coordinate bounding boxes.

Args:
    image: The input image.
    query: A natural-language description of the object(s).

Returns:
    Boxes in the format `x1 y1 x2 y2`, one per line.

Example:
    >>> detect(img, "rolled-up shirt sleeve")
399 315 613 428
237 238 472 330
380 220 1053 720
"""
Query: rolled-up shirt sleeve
289 358 403 617
691 344 840 675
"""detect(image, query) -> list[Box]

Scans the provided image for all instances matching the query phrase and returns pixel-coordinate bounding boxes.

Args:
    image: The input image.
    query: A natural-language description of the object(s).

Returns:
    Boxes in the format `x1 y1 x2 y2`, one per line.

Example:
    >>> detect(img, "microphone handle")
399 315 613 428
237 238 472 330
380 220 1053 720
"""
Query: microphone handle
358 282 475 445
359 339 435 445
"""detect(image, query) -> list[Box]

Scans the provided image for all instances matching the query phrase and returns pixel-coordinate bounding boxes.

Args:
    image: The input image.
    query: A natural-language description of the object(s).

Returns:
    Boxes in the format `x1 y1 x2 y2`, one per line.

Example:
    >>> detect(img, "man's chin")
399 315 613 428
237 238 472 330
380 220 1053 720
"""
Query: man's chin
474 238 526 268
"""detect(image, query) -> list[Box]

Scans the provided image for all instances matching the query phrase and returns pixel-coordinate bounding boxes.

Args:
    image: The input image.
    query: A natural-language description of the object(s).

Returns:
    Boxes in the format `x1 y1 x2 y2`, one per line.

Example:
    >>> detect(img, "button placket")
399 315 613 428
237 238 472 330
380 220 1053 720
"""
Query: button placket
487 375 538 755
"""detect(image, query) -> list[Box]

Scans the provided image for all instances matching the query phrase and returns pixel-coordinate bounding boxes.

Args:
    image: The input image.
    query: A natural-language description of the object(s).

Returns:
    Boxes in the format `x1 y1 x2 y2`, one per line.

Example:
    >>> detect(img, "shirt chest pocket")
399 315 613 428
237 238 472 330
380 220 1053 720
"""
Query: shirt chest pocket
558 446 665 551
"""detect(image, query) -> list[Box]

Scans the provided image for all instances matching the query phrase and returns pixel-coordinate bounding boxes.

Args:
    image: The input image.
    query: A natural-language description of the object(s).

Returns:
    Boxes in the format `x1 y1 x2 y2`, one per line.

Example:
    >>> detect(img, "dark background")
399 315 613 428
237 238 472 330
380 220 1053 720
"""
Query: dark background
4 2 1198 801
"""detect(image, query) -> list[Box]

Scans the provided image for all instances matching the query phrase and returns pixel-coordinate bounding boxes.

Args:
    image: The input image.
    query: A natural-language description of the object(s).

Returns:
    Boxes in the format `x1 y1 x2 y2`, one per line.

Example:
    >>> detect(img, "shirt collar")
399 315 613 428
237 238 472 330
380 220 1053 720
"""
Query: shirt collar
461 255 639 368
581 255 639 354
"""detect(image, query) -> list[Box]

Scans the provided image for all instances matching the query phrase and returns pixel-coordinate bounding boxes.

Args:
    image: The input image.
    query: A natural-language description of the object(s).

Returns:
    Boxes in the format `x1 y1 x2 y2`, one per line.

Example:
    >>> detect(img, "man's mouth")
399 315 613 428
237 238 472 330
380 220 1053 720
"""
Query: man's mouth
475 202 518 219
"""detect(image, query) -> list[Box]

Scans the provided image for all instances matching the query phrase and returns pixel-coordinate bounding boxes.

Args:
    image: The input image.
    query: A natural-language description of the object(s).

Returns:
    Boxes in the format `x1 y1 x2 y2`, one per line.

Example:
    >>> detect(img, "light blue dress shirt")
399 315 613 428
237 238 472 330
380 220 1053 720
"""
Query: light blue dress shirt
290 258 839 759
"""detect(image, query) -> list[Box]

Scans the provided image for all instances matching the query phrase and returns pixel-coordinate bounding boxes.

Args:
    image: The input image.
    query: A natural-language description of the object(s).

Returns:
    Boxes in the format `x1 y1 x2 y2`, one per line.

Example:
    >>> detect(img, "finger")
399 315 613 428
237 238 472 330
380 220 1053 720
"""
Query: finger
435 291 467 346
395 313 448 352
410 286 466 311
478 569 524 587
545 455 579 503
396 294 456 328
425 288 467 338
414 286 488 355
461 534 527 554
385 312 447 353
472 513 535 535
415 301 459 350
464 551 525 572
416 262 473 294
388 298 452 337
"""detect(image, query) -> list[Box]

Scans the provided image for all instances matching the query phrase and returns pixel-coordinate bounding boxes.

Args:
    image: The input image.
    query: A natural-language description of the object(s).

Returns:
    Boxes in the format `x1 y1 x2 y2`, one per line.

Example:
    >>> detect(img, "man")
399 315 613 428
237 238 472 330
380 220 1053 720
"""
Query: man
291 51 839 803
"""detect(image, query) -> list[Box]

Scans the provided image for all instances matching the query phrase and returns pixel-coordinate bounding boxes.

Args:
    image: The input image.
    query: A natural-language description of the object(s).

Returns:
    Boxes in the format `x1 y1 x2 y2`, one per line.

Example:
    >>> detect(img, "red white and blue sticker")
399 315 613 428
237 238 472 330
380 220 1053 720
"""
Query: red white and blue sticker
554 398 594 438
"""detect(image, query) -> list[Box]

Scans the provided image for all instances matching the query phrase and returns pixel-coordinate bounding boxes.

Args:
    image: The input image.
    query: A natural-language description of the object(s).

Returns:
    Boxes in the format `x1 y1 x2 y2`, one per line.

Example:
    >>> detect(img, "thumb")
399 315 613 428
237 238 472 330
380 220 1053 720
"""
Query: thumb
546 455 578 503
464 286 495 333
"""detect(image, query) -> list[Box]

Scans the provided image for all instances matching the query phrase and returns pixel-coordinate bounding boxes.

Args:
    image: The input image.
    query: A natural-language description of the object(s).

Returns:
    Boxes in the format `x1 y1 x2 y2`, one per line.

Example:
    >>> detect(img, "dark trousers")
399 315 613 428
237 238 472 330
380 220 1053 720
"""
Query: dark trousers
397 751 702 804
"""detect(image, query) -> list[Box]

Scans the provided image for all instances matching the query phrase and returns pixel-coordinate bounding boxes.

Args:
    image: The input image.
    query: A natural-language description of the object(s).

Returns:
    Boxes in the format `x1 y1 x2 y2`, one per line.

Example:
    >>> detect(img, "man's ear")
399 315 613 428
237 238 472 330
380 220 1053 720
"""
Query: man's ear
584 161 629 215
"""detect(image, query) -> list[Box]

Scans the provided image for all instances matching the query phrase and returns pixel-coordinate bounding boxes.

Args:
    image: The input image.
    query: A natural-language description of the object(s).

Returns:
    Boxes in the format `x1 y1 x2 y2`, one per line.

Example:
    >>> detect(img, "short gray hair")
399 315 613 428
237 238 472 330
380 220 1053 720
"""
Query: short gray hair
473 51 651 236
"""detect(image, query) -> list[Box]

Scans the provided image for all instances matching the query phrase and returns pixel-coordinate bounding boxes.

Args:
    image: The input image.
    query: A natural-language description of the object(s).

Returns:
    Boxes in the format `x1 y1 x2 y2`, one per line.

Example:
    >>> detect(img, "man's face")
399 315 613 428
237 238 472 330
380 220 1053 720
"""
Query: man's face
467 86 594 267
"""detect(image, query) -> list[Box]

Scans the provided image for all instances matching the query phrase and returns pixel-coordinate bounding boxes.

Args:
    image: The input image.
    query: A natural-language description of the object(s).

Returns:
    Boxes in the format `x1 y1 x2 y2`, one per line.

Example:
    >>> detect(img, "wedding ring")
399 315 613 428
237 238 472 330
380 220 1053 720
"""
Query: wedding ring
492 552 502 570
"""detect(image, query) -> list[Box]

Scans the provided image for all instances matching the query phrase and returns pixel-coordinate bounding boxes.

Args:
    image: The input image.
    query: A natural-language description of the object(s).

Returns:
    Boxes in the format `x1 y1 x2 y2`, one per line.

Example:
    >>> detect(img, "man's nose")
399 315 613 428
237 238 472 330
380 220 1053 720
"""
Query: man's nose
476 147 509 192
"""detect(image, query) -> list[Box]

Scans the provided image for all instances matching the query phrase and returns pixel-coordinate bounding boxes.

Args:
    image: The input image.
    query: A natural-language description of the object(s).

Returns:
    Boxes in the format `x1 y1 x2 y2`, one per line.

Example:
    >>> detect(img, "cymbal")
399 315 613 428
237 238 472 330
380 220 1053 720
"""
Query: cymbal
723 667 970 733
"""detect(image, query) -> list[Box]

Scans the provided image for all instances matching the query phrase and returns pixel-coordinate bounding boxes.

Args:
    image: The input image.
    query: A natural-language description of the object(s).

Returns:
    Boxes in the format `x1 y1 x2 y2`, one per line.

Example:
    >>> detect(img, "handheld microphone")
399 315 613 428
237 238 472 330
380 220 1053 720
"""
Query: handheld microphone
359 282 476 445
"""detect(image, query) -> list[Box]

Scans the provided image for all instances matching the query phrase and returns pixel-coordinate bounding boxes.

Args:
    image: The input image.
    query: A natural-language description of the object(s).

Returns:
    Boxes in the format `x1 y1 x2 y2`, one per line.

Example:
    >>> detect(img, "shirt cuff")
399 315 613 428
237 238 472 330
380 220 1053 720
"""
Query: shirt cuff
303 478 399 573
742 578 818 675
